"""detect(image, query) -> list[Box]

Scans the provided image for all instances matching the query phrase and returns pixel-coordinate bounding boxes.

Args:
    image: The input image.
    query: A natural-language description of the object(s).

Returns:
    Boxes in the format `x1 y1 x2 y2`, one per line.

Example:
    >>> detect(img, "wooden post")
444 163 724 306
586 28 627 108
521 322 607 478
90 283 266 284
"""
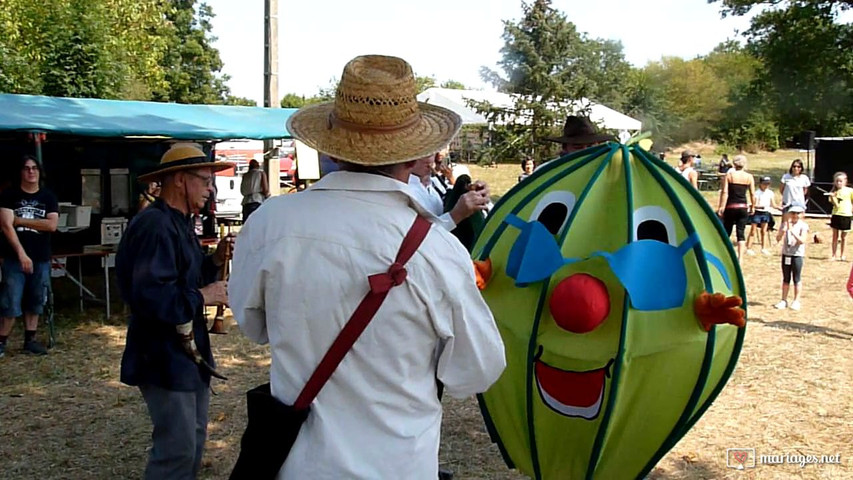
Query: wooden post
264 0 281 196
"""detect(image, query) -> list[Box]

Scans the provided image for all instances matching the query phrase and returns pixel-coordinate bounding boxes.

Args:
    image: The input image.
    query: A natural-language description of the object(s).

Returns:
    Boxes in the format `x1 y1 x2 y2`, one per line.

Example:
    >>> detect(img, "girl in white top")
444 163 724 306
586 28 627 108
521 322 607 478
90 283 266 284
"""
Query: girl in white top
780 159 811 209
775 204 809 311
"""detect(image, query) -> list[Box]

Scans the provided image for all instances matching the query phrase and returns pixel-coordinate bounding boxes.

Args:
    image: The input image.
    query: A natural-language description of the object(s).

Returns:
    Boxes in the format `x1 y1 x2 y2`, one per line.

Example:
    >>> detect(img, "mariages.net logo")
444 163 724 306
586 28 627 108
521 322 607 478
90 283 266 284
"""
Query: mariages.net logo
727 448 842 469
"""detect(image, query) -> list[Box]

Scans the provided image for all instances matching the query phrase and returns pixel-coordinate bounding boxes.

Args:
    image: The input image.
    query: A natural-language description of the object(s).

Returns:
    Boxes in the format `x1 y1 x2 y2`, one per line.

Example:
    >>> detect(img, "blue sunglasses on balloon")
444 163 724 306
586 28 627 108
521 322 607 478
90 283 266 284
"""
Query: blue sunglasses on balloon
503 214 732 311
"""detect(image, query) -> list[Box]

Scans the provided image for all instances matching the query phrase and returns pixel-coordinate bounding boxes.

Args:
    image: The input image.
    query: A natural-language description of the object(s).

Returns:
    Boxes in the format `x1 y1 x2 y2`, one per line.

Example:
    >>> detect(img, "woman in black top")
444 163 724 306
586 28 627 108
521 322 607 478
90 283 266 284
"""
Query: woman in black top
717 154 755 260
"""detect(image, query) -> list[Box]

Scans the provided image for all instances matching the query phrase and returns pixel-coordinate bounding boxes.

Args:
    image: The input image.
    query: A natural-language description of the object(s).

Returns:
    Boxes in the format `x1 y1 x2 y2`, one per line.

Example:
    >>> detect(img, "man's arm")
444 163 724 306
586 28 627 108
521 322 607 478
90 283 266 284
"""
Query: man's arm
431 241 506 398
261 171 270 198
14 212 58 232
0 208 30 268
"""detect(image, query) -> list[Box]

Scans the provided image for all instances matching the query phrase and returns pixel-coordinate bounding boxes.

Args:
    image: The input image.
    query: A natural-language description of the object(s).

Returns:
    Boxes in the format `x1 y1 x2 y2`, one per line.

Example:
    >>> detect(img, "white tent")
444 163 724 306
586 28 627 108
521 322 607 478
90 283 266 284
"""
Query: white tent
417 88 642 132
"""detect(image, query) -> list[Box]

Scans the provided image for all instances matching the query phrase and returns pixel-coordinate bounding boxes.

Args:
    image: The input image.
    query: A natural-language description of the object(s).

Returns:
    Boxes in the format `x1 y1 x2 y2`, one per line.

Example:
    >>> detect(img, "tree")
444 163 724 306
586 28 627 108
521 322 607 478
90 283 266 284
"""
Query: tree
440 80 467 89
477 0 633 163
153 0 231 104
709 0 853 17
224 96 257 106
0 0 168 99
415 75 436 93
280 93 308 108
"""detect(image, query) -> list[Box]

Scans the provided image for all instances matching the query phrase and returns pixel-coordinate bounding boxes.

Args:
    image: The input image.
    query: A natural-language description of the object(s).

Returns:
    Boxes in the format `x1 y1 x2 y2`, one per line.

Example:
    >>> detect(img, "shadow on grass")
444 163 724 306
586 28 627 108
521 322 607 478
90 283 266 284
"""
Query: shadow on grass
750 316 853 341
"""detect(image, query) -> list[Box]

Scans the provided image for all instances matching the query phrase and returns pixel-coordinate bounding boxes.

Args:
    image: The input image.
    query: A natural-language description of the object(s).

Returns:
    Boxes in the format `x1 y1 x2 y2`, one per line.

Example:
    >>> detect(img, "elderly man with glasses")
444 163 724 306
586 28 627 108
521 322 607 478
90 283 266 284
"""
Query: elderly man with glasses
116 145 234 479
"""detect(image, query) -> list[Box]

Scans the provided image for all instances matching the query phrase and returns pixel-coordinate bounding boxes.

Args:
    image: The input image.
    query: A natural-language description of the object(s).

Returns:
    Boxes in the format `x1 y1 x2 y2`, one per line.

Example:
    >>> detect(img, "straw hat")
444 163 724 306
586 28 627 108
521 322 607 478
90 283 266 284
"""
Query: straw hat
545 115 614 145
286 55 462 166
138 145 234 182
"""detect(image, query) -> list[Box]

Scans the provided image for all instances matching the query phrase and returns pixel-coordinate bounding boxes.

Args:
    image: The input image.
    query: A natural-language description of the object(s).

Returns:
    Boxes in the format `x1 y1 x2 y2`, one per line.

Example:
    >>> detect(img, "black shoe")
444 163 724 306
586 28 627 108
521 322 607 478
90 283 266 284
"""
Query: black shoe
0 342 5 358
438 468 454 480
23 339 47 355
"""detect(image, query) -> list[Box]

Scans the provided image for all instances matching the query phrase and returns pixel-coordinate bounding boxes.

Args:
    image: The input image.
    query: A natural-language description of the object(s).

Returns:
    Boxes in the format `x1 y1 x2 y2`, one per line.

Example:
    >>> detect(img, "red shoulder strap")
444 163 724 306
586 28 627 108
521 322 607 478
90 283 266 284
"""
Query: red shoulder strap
294 216 432 409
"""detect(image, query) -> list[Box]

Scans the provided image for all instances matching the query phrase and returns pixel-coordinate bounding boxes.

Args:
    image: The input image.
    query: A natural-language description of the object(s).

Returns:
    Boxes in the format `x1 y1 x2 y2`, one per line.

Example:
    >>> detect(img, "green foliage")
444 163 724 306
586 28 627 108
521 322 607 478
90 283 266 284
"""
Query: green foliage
709 0 853 17
415 75 436 94
0 0 233 104
440 80 467 90
224 96 257 107
153 1 230 104
476 0 632 164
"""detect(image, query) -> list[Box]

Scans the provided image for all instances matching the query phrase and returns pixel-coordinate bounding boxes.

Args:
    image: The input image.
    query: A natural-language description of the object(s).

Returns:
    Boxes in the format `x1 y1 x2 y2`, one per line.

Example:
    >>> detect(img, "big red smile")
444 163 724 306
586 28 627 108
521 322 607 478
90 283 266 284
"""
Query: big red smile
534 352 614 420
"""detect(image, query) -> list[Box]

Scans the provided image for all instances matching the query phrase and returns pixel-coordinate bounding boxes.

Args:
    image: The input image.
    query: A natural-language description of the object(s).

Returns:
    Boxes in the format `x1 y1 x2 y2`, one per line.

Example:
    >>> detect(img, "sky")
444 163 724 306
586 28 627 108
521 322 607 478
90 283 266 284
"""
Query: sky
206 0 757 104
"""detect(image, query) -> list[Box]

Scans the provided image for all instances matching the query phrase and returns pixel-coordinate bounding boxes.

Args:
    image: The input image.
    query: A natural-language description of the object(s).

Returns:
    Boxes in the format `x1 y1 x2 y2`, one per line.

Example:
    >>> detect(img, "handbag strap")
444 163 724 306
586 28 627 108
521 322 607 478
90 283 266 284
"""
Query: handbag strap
293 215 432 409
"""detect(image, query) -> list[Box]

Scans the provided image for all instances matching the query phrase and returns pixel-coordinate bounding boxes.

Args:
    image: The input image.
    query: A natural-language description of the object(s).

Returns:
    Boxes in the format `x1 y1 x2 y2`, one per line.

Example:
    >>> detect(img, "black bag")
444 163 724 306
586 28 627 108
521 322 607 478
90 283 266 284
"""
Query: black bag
229 383 309 480
229 216 431 479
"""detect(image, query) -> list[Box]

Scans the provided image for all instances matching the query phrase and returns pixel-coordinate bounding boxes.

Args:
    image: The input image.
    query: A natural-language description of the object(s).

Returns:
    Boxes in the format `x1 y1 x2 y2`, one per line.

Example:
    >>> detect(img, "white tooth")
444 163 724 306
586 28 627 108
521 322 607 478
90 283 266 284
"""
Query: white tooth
536 377 604 420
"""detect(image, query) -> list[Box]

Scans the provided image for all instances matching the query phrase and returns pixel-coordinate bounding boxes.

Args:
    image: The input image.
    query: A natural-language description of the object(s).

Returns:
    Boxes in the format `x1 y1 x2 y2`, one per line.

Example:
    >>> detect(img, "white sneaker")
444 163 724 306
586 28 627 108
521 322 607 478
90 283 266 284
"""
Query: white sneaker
789 300 801 311
761 249 771 256
746 249 756 256
774 300 787 309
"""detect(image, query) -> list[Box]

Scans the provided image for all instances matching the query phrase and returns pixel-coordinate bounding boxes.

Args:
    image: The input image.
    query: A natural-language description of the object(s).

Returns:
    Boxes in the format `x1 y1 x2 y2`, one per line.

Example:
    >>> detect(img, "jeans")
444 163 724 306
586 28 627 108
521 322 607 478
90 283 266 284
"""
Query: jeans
0 258 49 318
139 384 210 480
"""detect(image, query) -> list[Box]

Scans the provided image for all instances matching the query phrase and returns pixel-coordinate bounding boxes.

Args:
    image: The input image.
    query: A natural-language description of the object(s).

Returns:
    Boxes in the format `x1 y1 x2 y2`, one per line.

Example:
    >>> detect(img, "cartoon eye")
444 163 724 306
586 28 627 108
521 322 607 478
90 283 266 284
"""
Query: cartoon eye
529 191 576 236
633 206 676 246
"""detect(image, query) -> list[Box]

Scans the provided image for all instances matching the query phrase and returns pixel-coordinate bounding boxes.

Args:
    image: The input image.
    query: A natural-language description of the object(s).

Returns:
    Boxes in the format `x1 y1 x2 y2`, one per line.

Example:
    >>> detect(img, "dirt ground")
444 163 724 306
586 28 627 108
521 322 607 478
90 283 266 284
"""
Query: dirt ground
1 150 851 479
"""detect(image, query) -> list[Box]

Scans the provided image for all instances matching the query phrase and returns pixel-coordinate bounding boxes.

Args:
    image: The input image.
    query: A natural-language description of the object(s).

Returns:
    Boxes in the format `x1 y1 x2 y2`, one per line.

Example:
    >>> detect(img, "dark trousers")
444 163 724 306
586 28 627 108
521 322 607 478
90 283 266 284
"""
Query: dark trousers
242 202 261 222
139 384 210 480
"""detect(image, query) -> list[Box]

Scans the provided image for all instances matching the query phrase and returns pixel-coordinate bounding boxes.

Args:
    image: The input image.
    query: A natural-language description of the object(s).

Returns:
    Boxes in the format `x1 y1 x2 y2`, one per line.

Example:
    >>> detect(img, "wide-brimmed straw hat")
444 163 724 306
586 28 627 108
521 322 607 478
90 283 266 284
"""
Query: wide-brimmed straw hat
286 55 462 166
545 115 614 145
138 145 234 182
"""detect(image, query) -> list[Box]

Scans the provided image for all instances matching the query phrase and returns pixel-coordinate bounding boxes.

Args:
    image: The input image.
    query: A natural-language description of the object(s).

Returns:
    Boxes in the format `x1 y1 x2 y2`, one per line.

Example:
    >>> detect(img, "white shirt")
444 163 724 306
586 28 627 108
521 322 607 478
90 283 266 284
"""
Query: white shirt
781 173 811 207
754 188 775 211
230 171 506 480
408 174 456 231
679 165 695 182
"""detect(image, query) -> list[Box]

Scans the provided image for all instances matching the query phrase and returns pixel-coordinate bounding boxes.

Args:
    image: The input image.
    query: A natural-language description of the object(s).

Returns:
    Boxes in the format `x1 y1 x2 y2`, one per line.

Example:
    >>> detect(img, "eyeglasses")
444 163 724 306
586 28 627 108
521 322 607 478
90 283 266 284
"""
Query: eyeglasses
22 166 38 172
186 171 214 187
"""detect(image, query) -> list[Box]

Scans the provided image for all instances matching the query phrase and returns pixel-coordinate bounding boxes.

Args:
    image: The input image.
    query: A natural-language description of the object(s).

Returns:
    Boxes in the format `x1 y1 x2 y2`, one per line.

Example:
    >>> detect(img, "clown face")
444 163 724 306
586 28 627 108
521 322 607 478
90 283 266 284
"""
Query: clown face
474 143 746 479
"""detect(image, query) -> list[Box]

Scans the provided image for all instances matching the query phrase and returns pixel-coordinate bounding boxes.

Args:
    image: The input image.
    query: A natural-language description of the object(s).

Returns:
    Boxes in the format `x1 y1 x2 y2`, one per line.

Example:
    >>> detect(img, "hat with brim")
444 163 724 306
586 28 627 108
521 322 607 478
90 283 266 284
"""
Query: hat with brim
788 204 806 213
544 115 615 145
286 55 462 166
138 145 234 183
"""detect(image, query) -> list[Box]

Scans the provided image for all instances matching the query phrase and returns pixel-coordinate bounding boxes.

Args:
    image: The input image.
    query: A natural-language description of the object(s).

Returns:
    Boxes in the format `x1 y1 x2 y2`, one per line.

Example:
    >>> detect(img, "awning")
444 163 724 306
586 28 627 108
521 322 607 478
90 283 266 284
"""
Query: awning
0 93 296 140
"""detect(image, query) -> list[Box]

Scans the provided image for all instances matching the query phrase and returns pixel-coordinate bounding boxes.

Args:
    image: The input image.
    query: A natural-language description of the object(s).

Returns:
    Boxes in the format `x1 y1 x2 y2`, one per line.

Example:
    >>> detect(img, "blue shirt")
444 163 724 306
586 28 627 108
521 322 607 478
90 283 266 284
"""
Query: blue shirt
116 199 219 391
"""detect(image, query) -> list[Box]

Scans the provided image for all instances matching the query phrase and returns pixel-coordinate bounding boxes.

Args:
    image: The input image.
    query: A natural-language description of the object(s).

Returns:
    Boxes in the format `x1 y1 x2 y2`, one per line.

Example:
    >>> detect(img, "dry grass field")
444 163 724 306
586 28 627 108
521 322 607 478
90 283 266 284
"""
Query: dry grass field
0 148 850 479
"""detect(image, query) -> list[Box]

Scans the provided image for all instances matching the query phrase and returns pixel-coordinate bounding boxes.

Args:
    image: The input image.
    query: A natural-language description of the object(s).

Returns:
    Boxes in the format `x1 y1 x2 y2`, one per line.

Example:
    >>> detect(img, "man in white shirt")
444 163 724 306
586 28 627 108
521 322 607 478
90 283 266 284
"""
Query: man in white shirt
229 54 506 480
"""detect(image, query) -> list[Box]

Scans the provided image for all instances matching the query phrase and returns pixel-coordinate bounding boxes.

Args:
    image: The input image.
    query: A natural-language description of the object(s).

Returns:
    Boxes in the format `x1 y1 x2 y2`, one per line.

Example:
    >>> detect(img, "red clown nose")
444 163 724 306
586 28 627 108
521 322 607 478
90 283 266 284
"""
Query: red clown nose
549 273 610 334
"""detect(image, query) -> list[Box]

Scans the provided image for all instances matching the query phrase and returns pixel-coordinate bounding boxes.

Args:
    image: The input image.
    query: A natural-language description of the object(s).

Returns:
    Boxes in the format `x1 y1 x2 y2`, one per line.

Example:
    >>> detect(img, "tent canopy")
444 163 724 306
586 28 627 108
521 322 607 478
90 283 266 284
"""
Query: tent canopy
0 93 296 140
417 88 642 132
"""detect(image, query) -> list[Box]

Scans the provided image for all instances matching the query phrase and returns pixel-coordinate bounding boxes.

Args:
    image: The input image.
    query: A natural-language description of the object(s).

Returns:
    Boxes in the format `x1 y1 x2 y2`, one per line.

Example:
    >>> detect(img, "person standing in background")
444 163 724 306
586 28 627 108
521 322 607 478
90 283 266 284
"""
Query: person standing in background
717 155 755 260
241 159 270 222
0 155 58 357
678 150 699 189
780 159 810 211
827 171 853 261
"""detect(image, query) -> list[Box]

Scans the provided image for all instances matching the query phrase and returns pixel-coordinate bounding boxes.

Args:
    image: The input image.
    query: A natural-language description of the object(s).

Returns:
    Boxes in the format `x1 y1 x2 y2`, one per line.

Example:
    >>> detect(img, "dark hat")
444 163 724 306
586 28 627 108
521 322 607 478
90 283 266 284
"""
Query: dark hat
545 116 615 145
139 145 234 183
681 150 697 159
760 176 772 183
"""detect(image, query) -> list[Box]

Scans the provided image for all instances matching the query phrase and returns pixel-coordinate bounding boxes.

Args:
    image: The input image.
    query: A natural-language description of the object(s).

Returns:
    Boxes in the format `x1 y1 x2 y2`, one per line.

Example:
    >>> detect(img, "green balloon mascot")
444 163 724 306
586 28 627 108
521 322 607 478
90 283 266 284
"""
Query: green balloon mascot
473 141 747 479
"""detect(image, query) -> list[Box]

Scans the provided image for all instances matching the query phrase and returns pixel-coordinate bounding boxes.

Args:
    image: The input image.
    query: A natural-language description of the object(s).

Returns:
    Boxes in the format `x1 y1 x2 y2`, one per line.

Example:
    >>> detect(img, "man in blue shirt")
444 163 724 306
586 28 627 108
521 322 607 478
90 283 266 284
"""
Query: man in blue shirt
117 145 232 479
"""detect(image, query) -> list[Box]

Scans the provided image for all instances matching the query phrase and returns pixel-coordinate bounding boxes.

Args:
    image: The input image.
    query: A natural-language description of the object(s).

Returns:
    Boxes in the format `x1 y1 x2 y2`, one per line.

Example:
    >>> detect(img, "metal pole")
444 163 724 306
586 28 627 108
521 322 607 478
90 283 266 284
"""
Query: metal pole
264 0 281 196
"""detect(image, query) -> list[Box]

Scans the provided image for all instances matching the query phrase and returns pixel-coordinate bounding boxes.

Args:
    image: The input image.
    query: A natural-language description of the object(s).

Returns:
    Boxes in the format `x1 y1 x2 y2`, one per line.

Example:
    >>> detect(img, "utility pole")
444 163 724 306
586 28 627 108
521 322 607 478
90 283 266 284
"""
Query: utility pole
263 0 280 195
